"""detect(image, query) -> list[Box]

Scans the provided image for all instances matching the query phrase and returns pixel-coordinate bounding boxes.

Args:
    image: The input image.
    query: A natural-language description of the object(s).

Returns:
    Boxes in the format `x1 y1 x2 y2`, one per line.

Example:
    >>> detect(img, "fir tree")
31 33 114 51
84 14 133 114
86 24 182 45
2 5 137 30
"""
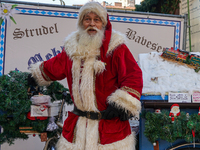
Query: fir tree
0 70 72 145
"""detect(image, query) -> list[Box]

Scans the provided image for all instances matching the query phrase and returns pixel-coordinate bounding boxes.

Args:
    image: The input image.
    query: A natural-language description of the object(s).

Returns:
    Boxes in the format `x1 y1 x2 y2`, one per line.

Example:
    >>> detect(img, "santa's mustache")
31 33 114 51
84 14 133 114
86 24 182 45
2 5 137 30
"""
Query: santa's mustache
86 26 99 32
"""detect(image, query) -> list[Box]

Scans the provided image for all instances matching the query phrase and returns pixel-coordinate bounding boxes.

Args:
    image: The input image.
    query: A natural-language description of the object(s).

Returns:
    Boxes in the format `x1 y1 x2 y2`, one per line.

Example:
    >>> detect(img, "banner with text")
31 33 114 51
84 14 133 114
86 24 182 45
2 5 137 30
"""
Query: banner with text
0 3 184 84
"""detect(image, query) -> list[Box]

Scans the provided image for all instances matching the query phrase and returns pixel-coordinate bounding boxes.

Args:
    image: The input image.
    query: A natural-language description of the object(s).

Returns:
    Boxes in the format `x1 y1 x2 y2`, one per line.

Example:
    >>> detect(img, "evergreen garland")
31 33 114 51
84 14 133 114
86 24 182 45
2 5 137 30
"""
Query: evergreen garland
141 110 200 144
0 70 72 145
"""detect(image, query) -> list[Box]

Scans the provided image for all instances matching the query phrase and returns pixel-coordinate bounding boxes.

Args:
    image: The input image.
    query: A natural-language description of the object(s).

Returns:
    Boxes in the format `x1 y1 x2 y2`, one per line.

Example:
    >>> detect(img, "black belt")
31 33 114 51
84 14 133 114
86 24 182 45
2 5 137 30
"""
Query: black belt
72 106 106 120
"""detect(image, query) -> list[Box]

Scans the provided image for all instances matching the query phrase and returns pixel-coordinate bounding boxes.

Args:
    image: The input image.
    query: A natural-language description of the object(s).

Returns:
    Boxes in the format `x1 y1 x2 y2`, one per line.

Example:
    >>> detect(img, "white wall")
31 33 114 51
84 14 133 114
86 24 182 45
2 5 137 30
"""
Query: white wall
1 135 45 150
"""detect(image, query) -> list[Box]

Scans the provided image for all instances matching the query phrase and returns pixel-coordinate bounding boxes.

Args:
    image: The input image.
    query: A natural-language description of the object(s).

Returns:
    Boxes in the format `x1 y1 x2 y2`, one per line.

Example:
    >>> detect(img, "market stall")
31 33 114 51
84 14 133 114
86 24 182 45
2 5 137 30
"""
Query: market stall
139 50 200 150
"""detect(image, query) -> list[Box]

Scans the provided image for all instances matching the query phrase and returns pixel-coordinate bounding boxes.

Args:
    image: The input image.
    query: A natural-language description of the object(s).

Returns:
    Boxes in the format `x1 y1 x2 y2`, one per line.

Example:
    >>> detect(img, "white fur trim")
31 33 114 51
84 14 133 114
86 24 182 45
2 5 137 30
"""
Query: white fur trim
78 2 107 28
85 119 99 150
98 133 135 150
94 60 106 75
29 62 52 86
72 56 98 112
74 117 87 150
80 57 98 112
56 117 87 150
107 89 141 116
56 135 74 150
56 133 135 150
56 118 135 150
107 30 126 55
72 57 84 111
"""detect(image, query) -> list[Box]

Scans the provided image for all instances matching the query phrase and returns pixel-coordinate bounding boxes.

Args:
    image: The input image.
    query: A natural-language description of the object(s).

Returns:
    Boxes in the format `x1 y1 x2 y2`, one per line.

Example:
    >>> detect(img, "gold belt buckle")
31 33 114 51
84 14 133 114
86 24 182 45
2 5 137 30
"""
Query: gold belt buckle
86 111 91 119
97 112 102 120
86 111 102 120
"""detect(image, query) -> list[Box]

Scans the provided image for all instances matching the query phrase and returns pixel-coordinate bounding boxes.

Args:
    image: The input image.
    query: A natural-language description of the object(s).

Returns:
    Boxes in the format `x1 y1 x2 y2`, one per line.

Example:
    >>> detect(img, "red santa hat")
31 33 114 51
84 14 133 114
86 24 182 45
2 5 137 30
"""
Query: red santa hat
171 104 179 109
77 2 108 28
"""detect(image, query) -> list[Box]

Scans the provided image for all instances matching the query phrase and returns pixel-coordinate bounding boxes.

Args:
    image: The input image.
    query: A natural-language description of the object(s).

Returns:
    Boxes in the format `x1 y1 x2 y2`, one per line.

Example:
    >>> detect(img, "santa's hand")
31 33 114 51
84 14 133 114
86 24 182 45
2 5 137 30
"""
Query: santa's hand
27 73 40 96
119 109 132 121
103 104 119 120
28 73 37 87
104 104 131 121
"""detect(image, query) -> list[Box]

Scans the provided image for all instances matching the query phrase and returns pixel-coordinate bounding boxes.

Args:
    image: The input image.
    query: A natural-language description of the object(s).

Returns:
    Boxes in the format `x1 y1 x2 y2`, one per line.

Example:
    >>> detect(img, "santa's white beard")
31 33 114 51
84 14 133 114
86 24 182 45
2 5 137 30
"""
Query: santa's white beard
171 106 180 114
76 27 105 57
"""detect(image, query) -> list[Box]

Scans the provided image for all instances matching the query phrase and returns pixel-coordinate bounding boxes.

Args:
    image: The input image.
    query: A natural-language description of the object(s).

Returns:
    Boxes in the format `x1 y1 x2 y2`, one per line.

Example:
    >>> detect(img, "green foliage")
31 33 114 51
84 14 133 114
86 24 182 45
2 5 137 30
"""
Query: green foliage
135 0 180 14
42 81 73 105
0 70 72 145
161 0 180 14
142 110 200 144
135 0 159 13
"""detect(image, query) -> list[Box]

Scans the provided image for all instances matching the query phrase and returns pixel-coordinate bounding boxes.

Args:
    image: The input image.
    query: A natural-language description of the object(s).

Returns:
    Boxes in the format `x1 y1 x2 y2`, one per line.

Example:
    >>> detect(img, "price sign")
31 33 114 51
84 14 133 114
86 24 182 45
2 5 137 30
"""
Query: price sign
192 91 200 103
168 92 191 103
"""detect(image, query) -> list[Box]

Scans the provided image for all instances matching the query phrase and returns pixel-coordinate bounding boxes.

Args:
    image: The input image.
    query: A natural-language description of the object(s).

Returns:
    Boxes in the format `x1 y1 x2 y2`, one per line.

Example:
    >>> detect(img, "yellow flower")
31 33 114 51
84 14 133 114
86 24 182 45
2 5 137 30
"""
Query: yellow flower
3 9 8 14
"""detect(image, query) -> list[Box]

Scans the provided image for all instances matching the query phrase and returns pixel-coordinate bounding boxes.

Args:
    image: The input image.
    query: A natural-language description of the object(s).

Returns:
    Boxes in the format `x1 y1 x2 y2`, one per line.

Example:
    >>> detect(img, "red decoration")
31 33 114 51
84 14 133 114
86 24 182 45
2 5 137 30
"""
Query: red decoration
192 129 195 137
155 109 161 114
26 112 48 120
171 114 175 123
169 104 180 118
40 105 47 112
192 129 195 147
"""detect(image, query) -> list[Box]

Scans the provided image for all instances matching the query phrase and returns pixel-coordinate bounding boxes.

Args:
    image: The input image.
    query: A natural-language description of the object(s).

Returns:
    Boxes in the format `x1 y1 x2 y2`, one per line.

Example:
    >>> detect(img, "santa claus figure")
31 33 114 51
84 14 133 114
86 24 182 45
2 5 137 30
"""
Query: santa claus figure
155 109 161 114
28 1 143 150
169 104 180 118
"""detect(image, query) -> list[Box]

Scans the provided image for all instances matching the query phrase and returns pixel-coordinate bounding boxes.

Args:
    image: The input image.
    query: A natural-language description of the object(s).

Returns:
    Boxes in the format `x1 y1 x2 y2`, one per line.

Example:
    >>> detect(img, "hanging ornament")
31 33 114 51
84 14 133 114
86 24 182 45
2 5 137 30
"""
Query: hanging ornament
169 104 180 118
46 116 58 131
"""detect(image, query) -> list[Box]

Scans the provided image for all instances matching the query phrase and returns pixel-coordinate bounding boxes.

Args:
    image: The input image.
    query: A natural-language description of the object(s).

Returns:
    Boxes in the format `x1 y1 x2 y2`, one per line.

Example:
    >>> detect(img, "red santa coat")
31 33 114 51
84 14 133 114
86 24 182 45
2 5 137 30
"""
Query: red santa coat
30 17 143 150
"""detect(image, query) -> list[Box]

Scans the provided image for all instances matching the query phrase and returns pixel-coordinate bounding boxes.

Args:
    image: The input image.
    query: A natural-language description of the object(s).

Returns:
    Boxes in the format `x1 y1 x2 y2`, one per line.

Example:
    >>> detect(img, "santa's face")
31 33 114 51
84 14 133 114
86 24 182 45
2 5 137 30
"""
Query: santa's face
171 106 180 114
82 12 103 35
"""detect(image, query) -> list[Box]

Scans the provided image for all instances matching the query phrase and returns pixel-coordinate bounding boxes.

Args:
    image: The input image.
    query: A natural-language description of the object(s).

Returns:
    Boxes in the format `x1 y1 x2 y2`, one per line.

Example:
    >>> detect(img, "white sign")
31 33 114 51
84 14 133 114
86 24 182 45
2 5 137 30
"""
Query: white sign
0 3 185 78
192 91 200 103
168 92 191 103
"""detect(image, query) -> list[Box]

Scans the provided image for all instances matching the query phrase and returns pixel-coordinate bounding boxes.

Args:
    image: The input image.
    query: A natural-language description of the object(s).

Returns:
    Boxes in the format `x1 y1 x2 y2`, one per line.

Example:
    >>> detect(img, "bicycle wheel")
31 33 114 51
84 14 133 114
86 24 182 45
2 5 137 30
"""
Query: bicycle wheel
43 137 59 150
